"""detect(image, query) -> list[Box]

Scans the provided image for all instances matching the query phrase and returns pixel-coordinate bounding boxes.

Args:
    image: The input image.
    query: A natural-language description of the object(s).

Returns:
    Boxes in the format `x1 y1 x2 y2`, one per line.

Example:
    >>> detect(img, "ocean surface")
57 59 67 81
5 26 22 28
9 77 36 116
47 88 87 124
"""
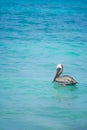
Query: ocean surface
0 0 87 130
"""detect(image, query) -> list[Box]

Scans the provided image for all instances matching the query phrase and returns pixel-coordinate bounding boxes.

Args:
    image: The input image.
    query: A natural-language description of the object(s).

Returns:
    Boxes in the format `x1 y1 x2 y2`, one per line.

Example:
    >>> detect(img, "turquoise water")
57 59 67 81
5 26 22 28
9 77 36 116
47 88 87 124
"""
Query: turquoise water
0 1 87 130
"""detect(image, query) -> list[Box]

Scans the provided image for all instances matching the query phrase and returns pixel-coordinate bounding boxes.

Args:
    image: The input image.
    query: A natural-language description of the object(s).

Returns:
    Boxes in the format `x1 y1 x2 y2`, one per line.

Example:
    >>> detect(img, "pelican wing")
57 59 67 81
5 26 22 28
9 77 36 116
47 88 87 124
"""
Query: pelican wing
55 75 77 85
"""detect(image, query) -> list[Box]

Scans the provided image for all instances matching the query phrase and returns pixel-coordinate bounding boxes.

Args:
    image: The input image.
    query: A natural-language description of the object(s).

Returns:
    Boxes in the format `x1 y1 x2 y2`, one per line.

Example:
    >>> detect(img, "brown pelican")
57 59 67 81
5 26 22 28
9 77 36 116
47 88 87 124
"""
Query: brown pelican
53 64 78 85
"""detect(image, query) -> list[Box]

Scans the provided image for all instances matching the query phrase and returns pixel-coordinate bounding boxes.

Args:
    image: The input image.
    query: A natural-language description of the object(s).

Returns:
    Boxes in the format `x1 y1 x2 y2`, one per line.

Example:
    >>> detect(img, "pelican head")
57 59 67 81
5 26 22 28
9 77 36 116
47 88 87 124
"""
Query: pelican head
56 64 63 71
56 64 64 76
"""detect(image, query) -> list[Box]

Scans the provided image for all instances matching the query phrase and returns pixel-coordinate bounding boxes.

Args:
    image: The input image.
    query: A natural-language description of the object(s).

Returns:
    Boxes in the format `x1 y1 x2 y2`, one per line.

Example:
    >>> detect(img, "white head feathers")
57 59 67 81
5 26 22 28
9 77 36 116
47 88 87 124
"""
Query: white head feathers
56 64 62 69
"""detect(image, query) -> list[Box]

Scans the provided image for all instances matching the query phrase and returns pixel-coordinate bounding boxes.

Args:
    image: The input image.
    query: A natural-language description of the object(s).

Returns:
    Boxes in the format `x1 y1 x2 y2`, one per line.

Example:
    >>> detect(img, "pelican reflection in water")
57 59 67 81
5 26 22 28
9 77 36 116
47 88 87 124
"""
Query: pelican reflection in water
53 64 78 85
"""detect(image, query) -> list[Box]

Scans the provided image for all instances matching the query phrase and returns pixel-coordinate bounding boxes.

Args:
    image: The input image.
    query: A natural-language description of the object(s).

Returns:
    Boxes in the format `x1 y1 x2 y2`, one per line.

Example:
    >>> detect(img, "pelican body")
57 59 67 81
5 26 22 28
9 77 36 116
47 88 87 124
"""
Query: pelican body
53 64 78 85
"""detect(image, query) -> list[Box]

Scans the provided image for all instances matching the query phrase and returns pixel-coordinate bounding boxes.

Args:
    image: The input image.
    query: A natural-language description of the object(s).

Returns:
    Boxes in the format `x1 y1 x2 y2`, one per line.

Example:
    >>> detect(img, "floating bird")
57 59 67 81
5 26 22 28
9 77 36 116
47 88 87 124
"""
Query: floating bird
53 64 78 85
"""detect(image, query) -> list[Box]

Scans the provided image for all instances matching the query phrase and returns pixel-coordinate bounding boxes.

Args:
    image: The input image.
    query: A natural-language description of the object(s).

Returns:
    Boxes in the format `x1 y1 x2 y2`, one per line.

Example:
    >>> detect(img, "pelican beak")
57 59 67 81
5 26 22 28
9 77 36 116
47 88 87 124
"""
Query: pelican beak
53 67 61 82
